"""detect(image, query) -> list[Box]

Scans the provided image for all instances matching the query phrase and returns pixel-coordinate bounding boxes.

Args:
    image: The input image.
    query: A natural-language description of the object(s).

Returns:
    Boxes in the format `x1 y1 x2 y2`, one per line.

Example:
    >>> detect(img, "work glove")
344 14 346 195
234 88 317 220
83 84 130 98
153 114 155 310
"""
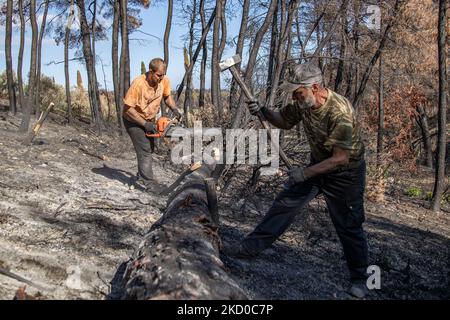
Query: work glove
144 121 157 134
246 100 263 116
288 166 308 187
172 108 182 121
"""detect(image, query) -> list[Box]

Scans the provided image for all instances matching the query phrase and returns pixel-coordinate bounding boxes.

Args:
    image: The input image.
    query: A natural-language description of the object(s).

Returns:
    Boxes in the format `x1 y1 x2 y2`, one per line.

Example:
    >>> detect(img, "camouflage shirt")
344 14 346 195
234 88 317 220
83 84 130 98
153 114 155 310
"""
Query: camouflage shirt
279 89 365 164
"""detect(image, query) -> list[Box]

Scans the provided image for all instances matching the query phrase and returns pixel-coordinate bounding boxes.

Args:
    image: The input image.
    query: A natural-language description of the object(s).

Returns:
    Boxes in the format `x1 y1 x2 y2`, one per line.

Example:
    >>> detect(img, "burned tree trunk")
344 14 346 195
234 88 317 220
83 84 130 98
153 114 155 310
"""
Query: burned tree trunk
35 0 50 115
112 163 247 300
17 0 26 111
228 0 250 109
416 105 433 168
163 0 173 67
199 0 208 109
19 0 38 133
5 0 17 114
432 0 448 212
211 0 223 118
65 0 75 124
77 0 101 133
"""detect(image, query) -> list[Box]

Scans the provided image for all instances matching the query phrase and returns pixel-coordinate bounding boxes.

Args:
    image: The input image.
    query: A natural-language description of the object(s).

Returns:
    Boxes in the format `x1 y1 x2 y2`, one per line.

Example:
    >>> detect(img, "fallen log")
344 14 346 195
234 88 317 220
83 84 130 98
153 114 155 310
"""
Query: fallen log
112 162 247 300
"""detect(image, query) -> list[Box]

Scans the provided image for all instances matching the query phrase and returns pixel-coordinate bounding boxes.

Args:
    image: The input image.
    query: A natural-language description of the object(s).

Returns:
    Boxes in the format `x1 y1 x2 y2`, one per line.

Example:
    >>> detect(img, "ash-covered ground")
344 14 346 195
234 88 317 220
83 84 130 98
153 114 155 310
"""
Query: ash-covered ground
0 111 449 299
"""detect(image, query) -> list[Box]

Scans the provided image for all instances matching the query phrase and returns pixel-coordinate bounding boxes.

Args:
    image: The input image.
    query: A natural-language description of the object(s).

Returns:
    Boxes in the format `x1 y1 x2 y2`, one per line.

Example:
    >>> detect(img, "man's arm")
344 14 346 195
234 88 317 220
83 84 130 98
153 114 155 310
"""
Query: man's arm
123 105 146 127
164 95 183 120
260 108 296 130
303 146 350 179
164 95 178 112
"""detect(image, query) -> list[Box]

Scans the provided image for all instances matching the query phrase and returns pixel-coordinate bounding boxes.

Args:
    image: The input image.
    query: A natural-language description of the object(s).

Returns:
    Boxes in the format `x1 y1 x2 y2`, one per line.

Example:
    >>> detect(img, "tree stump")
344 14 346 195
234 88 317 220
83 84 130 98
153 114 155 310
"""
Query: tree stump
112 163 247 300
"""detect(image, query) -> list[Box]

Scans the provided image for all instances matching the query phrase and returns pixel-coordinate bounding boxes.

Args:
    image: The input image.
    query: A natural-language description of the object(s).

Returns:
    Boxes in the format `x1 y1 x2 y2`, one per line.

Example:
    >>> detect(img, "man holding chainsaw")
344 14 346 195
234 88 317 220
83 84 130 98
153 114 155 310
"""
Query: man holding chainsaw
235 63 369 298
123 58 182 191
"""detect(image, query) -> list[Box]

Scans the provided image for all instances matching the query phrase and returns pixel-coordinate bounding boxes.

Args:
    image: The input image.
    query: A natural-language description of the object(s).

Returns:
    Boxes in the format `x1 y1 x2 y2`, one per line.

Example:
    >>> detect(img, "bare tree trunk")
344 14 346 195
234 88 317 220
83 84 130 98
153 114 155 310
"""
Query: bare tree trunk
214 0 279 180
77 0 101 133
65 0 75 124
112 0 124 134
35 0 50 116
211 0 223 119
19 0 38 132
17 0 26 112
229 0 250 109
266 0 299 107
334 17 348 94
91 0 97 69
416 105 433 168
119 0 130 127
377 52 384 165
91 0 103 121
219 0 227 115
163 0 173 66
230 0 278 130
432 0 448 212
5 0 17 115
99 57 112 123
219 0 227 57
199 0 208 109
176 5 216 104
346 0 360 100
266 0 279 101
353 0 400 110
183 0 197 125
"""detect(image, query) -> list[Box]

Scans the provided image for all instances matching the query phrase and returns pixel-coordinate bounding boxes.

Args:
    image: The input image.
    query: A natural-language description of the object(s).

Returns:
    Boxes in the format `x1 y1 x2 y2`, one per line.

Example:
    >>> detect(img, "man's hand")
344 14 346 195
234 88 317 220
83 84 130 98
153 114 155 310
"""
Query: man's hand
172 108 182 121
144 121 157 134
246 100 263 116
288 166 308 186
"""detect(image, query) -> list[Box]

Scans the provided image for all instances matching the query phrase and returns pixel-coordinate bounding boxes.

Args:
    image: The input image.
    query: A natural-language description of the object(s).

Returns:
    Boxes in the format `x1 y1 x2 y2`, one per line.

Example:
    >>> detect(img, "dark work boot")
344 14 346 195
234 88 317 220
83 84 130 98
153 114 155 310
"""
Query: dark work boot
223 243 259 260
348 280 369 299
143 178 167 194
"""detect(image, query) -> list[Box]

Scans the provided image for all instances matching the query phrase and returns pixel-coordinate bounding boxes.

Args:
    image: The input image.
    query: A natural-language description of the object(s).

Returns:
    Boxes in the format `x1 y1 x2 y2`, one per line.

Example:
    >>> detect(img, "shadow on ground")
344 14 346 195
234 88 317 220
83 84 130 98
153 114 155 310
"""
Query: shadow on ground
219 211 450 300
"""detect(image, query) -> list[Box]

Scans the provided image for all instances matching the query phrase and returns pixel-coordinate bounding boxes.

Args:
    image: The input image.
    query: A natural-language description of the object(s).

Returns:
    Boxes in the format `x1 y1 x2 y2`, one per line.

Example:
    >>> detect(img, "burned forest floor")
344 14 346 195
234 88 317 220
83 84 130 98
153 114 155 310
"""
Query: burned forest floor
0 110 449 300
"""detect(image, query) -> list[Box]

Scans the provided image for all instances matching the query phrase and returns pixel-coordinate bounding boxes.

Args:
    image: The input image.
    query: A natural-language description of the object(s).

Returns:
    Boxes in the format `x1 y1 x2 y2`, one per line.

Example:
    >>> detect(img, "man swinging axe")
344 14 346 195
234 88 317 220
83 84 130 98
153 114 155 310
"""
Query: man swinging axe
223 58 370 298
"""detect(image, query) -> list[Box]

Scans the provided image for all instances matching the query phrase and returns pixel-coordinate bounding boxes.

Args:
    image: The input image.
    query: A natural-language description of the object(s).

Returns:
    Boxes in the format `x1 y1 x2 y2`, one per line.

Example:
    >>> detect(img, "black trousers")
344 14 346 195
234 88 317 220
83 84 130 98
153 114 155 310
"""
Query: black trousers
124 117 155 182
241 161 368 281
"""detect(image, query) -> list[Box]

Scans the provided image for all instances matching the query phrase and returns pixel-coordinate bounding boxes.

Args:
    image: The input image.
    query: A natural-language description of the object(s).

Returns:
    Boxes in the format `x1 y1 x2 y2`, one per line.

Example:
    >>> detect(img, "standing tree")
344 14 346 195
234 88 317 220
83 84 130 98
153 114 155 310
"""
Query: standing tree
5 0 17 114
228 0 250 109
35 0 50 115
230 0 278 129
377 51 384 166
111 0 123 133
119 0 130 120
141 61 146 74
76 0 101 132
198 0 208 109
210 0 223 118
19 0 38 132
65 0 75 124
163 0 173 67
183 0 197 124
431 0 448 212
17 0 26 111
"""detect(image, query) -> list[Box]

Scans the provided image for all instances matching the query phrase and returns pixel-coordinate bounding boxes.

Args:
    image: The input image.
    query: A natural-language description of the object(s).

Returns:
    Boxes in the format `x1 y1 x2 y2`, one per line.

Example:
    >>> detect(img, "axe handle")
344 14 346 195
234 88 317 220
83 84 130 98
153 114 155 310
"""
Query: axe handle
228 66 293 170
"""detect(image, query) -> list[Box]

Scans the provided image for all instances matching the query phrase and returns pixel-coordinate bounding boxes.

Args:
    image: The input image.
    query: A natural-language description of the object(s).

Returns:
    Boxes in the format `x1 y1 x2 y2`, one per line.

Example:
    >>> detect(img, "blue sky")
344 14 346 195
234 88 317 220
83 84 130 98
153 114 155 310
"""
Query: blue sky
0 1 241 91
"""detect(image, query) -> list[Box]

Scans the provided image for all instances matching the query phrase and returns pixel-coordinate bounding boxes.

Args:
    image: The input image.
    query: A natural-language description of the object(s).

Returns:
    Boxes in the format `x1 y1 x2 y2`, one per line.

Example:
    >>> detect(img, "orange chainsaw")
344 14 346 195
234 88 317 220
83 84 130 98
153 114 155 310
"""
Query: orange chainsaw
146 116 179 138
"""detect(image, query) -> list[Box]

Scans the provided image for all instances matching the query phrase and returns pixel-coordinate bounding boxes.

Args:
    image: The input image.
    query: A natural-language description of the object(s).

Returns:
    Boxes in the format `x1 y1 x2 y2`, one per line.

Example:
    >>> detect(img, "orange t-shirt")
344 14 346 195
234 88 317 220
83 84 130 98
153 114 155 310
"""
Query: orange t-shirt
123 74 172 121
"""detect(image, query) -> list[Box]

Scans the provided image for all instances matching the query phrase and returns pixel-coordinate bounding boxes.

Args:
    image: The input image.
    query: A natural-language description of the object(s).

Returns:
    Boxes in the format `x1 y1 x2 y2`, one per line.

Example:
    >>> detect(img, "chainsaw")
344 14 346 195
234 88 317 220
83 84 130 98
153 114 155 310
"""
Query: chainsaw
146 116 180 138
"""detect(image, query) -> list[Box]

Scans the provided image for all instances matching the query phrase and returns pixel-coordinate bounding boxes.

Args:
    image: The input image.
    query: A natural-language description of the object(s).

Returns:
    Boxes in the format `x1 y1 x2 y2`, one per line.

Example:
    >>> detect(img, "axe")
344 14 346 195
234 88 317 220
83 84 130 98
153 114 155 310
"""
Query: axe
219 55 292 170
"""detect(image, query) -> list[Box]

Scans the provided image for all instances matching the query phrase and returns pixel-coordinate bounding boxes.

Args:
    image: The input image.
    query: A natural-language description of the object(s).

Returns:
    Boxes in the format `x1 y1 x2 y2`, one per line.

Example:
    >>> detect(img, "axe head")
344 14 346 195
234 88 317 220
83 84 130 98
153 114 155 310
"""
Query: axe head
219 55 242 72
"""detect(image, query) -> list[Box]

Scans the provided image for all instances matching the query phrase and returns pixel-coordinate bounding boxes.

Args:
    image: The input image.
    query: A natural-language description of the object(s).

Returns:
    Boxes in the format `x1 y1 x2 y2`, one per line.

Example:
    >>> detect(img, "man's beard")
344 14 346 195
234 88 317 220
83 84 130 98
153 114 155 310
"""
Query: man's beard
297 94 316 109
